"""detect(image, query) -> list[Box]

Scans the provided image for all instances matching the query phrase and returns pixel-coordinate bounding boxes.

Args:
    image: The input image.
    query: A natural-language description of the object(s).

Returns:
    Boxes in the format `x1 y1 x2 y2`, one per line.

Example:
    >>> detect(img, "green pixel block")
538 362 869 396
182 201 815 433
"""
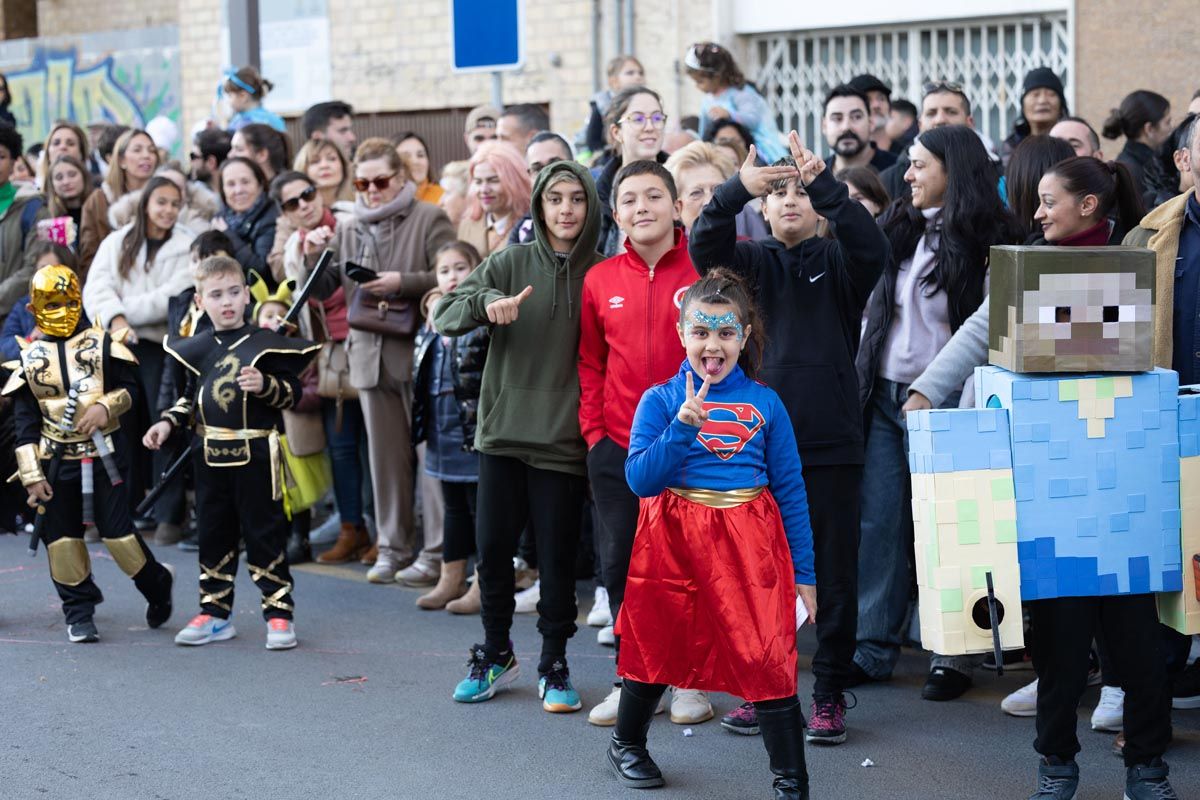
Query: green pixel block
1095 376 1114 399
956 499 979 521
970 566 993 589
1059 380 1078 402
957 520 981 545
991 478 1015 501
941 588 964 613
995 519 1018 543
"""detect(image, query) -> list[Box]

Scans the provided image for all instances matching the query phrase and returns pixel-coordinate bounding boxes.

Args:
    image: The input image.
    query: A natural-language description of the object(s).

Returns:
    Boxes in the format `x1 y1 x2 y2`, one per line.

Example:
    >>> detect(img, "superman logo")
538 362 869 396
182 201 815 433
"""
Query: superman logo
697 402 765 460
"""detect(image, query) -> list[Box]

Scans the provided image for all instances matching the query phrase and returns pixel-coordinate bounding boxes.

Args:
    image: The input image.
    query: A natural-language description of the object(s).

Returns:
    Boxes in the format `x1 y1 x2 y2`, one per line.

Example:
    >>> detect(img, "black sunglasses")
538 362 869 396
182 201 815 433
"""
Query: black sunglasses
280 185 317 212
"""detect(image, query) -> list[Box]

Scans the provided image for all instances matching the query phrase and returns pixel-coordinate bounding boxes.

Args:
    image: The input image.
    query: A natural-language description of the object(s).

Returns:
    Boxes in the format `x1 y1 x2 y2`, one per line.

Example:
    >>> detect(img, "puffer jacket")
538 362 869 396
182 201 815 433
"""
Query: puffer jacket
411 322 490 450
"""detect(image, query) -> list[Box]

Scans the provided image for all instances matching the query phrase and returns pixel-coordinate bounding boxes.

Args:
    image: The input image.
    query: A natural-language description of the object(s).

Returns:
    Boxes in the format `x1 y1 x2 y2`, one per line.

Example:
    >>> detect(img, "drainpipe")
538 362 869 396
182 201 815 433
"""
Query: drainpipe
622 0 635 55
592 0 603 92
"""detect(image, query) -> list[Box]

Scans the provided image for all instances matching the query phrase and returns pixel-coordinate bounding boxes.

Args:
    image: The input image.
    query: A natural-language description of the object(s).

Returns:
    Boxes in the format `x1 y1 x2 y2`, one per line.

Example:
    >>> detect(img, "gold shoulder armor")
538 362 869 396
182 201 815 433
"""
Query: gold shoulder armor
1 362 26 396
109 328 139 364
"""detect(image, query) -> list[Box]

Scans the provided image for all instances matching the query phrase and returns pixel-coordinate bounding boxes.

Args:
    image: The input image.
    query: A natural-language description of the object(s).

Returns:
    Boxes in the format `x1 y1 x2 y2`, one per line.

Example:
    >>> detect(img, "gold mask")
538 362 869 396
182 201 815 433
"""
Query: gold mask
29 264 82 338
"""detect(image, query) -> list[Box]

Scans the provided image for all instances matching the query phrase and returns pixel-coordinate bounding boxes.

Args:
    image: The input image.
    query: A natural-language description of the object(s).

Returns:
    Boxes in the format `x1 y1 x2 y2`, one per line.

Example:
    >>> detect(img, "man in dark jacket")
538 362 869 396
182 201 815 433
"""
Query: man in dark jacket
879 81 976 201
822 85 897 175
999 67 1068 169
690 131 890 745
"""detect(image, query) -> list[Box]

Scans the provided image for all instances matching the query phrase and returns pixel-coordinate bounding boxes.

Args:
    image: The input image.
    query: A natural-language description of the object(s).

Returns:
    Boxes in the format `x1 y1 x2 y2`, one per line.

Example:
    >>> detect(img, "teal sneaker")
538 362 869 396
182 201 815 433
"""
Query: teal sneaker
453 645 520 703
539 661 582 713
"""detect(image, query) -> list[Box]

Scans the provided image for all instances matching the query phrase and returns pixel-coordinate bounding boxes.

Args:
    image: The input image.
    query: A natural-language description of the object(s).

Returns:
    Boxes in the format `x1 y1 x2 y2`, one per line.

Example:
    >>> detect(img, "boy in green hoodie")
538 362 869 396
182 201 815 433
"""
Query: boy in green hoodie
435 159 603 712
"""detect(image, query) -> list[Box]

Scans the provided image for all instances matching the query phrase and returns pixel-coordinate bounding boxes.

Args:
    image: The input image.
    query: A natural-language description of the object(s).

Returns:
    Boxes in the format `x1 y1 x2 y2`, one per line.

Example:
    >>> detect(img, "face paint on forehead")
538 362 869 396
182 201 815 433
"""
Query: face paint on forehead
684 308 744 340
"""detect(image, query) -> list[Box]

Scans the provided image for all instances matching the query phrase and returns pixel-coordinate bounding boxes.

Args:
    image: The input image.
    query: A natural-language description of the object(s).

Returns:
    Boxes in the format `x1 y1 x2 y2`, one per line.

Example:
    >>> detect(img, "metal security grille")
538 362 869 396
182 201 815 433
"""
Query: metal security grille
748 13 1072 152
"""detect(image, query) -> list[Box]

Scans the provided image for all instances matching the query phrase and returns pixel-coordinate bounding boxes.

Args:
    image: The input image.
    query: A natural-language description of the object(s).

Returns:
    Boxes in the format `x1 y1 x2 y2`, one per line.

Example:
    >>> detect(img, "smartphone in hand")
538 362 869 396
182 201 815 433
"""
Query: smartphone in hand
345 261 380 283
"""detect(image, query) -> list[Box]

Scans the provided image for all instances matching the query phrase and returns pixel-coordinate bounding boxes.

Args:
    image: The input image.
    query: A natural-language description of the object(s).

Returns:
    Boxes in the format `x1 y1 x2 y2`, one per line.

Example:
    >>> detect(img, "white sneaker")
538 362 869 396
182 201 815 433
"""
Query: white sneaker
1090 685 1124 731
587 586 613 627
367 559 398 584
670 688 715 724
175 614 236 646
597 625 615 646
265 618 298 650
514 580 540 613
1000 678 1038 717
587 685 668 726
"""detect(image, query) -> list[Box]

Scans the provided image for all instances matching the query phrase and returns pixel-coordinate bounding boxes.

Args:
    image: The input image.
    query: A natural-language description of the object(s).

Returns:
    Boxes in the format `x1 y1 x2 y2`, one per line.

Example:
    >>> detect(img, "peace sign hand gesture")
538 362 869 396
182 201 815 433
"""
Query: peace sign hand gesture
786 130 826 187
678 372 712 427
737 145 801 196
485 285 534 325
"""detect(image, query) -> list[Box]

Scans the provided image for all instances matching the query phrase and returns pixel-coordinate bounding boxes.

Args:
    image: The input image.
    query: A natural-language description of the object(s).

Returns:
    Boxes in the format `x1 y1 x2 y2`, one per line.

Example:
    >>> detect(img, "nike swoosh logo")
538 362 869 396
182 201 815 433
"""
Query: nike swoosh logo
213 622 230 632
808 272 826 283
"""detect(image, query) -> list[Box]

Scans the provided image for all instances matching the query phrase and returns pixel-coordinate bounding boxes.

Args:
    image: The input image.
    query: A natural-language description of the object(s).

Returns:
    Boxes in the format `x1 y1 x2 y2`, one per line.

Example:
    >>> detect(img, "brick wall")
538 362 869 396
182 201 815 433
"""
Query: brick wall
177 0 221 141
34 0 176 33
1074 0 1199 158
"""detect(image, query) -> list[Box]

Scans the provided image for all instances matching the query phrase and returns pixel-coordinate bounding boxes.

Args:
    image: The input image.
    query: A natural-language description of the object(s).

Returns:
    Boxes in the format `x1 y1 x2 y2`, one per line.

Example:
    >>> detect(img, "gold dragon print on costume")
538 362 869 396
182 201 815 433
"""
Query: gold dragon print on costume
210 353 241 412
71 330 101 394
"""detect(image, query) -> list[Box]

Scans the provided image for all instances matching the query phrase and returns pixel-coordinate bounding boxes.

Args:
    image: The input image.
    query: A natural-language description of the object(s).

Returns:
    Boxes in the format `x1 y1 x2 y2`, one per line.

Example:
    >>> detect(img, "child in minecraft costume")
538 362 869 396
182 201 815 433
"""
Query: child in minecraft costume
906 246 1187 799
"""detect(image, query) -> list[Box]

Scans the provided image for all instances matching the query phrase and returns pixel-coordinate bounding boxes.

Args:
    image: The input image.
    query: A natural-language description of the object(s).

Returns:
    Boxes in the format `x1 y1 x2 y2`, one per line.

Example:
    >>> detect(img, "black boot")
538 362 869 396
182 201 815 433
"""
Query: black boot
607 681 667 789
287 512 312 564
757 699 810 800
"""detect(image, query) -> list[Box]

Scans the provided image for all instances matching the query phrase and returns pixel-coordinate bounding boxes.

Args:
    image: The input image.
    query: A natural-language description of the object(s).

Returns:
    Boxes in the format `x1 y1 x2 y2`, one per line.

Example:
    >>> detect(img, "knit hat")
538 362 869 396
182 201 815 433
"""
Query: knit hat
848 74 891 98
465 104 501 134
1021 67 1067 111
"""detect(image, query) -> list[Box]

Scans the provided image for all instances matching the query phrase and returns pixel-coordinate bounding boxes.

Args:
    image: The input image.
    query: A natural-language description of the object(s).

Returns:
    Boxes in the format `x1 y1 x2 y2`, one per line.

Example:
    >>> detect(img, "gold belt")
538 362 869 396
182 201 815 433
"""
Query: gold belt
38 426 117 460
668 486 765 508
196 425 276 440
196 425 282 500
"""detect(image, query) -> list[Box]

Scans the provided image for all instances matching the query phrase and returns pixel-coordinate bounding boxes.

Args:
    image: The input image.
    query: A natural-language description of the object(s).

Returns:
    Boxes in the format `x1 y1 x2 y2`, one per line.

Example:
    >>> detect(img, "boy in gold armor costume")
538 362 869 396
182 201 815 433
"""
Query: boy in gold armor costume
2 264 174 643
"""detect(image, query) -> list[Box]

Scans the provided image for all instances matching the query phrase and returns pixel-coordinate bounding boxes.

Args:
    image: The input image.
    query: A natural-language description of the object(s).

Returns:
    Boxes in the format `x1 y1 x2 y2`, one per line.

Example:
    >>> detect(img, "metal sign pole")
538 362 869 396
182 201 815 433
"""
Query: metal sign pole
228 0 262 70
491 71 503 110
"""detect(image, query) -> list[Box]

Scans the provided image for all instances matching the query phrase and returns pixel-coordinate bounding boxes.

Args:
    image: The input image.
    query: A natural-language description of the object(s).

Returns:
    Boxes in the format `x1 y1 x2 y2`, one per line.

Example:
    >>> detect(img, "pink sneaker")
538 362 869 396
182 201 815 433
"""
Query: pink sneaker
719 701 759 735
806 692 854 745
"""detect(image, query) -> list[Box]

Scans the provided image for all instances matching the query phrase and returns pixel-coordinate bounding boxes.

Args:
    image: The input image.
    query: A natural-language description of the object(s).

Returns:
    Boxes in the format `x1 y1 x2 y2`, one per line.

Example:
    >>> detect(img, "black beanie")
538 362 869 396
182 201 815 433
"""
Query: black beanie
1022 67 1066 105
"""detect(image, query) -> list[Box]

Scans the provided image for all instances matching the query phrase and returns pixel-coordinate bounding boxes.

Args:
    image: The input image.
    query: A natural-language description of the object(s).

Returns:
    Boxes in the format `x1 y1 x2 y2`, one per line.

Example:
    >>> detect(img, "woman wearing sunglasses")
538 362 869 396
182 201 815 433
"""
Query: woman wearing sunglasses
267 139 356 283
212 156 279 283
304 137 456 583
593 86 670 256
458 141 531 259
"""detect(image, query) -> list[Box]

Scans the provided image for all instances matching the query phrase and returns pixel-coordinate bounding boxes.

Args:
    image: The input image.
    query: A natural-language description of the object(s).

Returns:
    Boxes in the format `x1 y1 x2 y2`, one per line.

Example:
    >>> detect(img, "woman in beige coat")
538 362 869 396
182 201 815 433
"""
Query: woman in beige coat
307 138 456 582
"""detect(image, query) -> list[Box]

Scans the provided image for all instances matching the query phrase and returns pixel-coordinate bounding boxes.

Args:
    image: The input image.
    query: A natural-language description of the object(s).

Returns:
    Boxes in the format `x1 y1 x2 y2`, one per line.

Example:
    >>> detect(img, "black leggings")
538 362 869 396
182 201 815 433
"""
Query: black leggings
441 480 477 562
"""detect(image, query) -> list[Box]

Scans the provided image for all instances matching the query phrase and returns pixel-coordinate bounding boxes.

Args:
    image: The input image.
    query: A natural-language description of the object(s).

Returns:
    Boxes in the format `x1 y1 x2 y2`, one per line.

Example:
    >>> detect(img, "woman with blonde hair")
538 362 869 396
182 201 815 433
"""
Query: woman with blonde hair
438 160 471 227
79 128 160 274
664 140 768 239
38 121 90 189
458 141 531 258
267 139 355 281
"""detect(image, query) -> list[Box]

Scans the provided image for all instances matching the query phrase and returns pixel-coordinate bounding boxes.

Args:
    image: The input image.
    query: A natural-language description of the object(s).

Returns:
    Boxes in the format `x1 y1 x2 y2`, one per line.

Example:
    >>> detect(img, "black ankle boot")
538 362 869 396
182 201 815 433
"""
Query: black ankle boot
607 682 667 789
286 530 311 564
757 700 810 800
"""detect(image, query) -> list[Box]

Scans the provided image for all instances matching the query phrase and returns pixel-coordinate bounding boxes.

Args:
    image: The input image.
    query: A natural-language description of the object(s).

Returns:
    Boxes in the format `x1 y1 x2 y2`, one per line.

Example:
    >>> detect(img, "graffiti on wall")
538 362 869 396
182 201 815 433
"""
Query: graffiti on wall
0 26 181 153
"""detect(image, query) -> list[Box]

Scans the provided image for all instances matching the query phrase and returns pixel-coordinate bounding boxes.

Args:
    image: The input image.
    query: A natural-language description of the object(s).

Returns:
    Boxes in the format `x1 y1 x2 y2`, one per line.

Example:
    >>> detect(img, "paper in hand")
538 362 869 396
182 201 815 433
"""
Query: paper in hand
795 594 809 630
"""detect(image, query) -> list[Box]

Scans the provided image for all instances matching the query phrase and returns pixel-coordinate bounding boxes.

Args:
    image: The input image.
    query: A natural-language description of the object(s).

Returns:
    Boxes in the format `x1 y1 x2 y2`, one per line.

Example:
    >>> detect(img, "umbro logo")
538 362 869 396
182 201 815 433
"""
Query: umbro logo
609 296 625 309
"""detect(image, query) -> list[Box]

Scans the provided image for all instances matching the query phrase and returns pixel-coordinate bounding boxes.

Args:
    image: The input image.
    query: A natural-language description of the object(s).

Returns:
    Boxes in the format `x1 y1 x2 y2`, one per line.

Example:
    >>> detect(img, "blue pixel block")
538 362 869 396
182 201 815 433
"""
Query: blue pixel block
972 366 1182 600
907 407 1012 474
1180 389 1200 458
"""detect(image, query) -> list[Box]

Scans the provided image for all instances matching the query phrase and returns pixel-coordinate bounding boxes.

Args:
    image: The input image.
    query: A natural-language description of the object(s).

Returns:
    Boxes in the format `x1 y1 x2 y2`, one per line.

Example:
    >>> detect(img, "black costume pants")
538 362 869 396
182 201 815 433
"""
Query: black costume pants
1031 594 1172 767
587 437 639 664
440 480 477 562
476 453 584 673
193 441 294 621
42 456 171 625
806 463 862 697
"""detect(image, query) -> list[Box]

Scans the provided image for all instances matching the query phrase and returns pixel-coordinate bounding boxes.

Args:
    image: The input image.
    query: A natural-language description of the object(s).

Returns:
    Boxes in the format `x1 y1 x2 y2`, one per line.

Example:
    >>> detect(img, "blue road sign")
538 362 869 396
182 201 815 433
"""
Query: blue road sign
450 0 524 72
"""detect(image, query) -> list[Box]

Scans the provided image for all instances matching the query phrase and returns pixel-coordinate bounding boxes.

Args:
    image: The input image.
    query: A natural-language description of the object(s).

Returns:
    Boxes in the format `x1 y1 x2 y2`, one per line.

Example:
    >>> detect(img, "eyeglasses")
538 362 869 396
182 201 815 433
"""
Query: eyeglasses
353 173 397 192
280 185 317 213
923 80 967 96
620 112 668 129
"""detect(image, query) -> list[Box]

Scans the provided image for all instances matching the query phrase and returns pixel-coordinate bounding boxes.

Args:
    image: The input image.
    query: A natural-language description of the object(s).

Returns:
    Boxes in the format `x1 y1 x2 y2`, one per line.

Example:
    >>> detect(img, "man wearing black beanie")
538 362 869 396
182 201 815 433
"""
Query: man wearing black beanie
1001 66 1069 167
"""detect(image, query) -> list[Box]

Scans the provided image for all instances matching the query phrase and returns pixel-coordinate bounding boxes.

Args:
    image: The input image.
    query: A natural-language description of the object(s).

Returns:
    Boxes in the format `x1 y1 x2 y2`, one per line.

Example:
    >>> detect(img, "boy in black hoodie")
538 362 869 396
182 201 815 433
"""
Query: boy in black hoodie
689 132 890 744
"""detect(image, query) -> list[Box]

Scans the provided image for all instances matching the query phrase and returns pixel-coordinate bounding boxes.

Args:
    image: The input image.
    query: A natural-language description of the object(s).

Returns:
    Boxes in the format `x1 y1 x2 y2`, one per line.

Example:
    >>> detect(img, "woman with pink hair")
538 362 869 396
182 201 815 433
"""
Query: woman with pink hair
457 141 531 258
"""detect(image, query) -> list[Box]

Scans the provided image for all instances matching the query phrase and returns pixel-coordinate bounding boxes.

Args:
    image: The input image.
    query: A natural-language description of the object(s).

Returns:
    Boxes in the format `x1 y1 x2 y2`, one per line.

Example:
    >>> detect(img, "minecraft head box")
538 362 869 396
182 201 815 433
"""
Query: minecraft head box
988 246 1156 373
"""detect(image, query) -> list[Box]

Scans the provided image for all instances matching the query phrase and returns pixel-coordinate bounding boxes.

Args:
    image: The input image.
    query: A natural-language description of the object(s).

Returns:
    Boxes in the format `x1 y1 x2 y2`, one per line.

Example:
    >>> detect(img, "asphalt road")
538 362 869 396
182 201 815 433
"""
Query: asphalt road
1 533 1196 800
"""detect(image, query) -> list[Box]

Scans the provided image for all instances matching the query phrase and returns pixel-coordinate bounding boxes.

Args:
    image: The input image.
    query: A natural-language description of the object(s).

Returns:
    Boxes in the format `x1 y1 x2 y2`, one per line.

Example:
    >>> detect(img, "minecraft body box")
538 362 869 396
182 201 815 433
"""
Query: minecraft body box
908 246 1198 655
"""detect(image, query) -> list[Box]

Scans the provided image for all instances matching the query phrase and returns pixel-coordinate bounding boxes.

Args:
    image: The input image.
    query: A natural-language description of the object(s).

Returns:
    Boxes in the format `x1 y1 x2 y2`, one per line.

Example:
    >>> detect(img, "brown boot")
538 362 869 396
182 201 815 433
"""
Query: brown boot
317 523 370 564
445 570 482 614
359 542 379 565
416 560 468 609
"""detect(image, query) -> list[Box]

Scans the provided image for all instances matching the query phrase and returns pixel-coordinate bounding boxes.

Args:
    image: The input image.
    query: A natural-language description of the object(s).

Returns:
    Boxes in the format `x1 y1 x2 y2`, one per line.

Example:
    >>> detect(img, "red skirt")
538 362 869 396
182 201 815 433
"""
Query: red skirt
614 487 797 702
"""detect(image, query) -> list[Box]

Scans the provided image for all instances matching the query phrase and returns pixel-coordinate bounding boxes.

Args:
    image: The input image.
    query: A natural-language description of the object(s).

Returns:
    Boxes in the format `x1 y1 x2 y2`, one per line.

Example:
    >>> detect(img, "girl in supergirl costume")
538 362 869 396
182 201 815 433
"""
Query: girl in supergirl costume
608 269 818 799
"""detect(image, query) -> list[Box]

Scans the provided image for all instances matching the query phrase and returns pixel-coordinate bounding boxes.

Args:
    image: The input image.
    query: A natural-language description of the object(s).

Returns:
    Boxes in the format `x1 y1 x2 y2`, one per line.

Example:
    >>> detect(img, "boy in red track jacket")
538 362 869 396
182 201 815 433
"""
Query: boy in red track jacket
578 160 700 726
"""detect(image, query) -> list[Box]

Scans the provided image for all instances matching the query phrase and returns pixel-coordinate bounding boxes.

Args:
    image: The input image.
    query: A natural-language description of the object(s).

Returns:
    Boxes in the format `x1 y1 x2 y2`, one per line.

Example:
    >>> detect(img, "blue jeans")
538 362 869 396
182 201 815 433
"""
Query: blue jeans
321 398 366 526
855 379 977 678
